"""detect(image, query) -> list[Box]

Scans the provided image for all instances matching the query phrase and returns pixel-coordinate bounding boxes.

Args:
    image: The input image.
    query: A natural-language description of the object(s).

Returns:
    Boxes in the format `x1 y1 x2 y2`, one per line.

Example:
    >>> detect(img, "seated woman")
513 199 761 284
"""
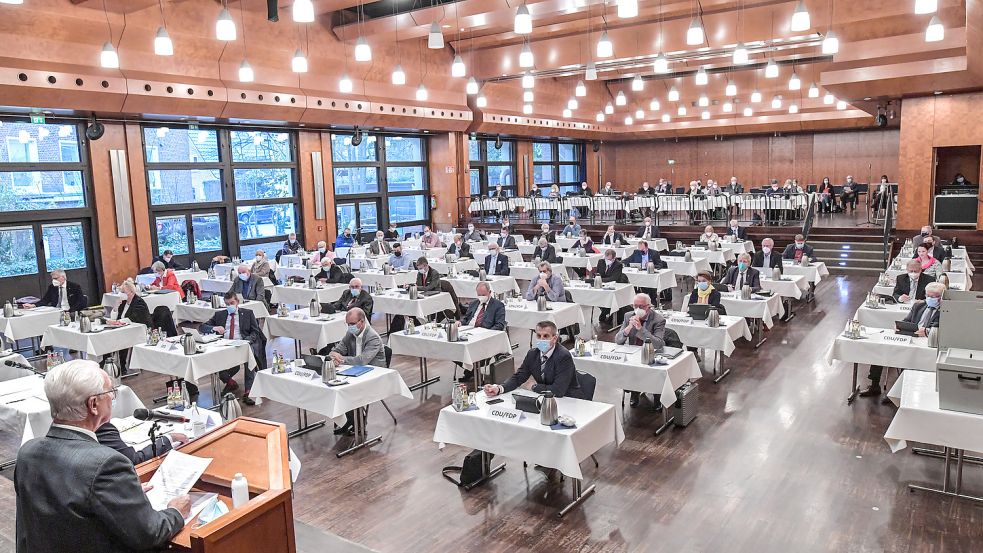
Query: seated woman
913 244 943 279
571 229 595 253
698 225 720 244
148 261 185 300
817 177 835 213
688 271 722 308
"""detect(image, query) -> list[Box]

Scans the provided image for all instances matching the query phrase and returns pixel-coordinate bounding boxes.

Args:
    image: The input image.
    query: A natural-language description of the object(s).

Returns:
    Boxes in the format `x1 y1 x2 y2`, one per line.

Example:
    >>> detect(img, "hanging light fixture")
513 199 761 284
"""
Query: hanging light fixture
636 109 645 119
238 59 254 82
723 101 733 113
808 83 819 98
698 94 709 107
822 31 839 54
605 102 614 114
292 49 308 73
915 0 938 14
339 74 353 93
789 103 799 114
618 0 638 18
523 104 533 114
0 0 25 4
661 113 671 123
451 55 466 77
100 41 119 69
925 16 944 42
677 105 687 116
523 90 535 102
823 92 835 105
788 72 801 90
521 72 535 88
585 62 598 81
355 37 372 61
725 80 737 96
428 22 444 49
743 106 753 116
701 111 710 120
687 16 704 45
216 7 236 41
695 66 708 86
650 98 660 111
392 64 406 85
293 0 315 23
596 112 606 122
733 43 749 64
568 98 579 110
596 31 613 58
765 60 779 78
416 84 429 101
771 95 782 108
624 115 634 125
667 86 680 102
519 43 534 68
615 91 627 105
476 94 488 107
515 4 532 34
836 100 847 110
790 0 811 32
631 75 644 91
466 77 479 95
653 53 669 74
154 27 173 56
575 80 587 97
563 108 572 118
751 89 762 103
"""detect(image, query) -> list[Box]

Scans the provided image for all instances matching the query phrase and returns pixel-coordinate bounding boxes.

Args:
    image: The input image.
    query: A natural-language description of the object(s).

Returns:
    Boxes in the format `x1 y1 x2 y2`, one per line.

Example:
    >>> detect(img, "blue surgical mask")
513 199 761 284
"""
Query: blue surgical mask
697 281 709 291
226 305 237 314
238 273 249 281
926 297 940 308
111 397 118 410
350 288 361 296
738 262 748 271
348 324 360 335
535 339 550 353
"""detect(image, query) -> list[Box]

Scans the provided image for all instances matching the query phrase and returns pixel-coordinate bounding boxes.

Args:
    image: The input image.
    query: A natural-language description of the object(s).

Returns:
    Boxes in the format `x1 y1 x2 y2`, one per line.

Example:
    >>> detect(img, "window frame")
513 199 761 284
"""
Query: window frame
468 137 517 198
532 140 585 196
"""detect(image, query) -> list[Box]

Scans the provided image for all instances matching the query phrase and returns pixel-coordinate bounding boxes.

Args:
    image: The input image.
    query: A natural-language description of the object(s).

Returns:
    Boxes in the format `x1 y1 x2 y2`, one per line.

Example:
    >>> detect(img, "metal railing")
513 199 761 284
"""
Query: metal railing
801 194 817 239
881 192 895 270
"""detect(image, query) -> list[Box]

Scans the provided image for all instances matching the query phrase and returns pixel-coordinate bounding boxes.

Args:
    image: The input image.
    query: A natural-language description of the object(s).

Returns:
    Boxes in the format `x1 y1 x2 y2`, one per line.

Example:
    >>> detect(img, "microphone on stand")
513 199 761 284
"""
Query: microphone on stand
133 408 189 423
4 359 45 377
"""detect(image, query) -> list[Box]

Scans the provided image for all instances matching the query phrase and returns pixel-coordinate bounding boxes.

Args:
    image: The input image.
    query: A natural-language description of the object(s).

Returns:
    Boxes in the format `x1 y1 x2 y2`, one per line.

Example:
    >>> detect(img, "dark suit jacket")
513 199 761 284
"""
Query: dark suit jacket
688 289 723 309
725 226 748 240
462 230 485 242
495 235 517 249
15 426 184 553
383 229 400 240
580 187 594 197
893 273 935 302
751 251 783 271
903 301 941 328
601 232 628 246
315 265 345 284
635 225 660 238
536 231 557 243
448 242 471 259
501 345 584 399
153 256 184 271
637 186 655 196
114 295 152 327
462 298 506 330
368 239 392 256
625 249 665 268
324 289 374 317
594 259 624 283
416 267 442 292
229 274 266 304
202 307 267 370
721 266 762 292
482 254 510 276
782 243 816 260
96 422 171 465
532 245 559 263
38 281 86 312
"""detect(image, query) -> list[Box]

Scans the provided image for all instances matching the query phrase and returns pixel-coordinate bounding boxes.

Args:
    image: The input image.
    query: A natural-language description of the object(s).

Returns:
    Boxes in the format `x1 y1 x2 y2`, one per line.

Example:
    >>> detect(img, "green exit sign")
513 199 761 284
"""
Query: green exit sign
30 114 45 125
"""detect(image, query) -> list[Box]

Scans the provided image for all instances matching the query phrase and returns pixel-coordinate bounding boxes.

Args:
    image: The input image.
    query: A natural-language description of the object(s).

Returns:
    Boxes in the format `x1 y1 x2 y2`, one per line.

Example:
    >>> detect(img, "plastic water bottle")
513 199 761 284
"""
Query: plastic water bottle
231 473 249 508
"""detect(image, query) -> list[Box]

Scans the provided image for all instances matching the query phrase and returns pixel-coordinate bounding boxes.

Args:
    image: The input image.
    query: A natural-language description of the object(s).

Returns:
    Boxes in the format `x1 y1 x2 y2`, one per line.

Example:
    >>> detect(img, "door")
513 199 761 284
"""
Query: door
152 210 228 269
336 199 381 243
0 219 98 305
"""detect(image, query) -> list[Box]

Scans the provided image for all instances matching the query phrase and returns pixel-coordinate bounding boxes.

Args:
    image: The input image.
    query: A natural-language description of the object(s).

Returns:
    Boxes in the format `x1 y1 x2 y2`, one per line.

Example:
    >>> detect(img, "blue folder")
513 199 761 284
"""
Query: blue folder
338 365 374 377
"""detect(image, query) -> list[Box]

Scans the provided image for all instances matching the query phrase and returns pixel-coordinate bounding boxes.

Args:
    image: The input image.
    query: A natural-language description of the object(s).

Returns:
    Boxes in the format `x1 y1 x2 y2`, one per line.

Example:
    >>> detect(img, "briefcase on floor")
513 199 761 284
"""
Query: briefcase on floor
442 449 494 489
486 353 515 385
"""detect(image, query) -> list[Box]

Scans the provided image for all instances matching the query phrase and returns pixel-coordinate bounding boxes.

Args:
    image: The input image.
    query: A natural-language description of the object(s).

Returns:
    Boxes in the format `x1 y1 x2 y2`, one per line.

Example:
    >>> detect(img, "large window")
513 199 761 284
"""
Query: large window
331 133 430 239
143 125 299 262
533 141 584 195
469 138 516 197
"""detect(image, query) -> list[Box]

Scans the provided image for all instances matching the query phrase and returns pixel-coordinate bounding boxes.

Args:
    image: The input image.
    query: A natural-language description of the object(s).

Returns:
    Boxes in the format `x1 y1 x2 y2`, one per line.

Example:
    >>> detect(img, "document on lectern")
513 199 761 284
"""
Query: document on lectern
145 450 213 511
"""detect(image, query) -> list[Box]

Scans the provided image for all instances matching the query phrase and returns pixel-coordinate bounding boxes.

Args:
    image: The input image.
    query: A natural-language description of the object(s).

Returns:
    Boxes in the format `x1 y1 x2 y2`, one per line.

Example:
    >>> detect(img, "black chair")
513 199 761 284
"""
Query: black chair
151 305 178 337
663 327 683 349
436 280 462 322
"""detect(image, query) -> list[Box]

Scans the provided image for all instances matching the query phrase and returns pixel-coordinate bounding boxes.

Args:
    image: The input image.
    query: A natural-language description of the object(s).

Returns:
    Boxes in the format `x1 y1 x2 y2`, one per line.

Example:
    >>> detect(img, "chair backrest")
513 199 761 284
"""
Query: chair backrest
663 327 683 349
151 305 178 337
439 280 462 317
181 279 201 298
384 345 392 368
576 370 597 401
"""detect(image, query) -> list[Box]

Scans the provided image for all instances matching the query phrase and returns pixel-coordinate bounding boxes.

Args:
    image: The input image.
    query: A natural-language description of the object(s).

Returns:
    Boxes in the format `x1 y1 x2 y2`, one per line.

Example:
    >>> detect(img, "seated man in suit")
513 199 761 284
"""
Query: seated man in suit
615 293 666 407
562 216 582 237
314 256 346 284
415 257 442 292
282 232 303 255
328 307 387 435
635 216 659 239
600 181 617 196
893 260 935 303
456 282 508 383
462 224 485 242
230 263 266 306
321 278 373 316
782 234 816 262
840 175 859 211
637 181 654 196
420 226 444 248
601 225 628 246
153 249 184 270
490 184 508 200
24 269 86 312
447 234 471 259
625 240 663 269
594 249 625 324
725 176 744 194
912 225 937 247
524 262 565 301
725 219 748 241
655 179 671 195
721 253 761 292
861 283 945 398
383 222 400 241
388 243 410 270
578 181 594 217
368 230 392 256
484 321 584 399
335 228 355 249
96 420 186 466
482 242 510 276
537 223 556 244
15 360 191 553
202 291 267 405
495 227 517 250
752 238 783 272
532 238 559 264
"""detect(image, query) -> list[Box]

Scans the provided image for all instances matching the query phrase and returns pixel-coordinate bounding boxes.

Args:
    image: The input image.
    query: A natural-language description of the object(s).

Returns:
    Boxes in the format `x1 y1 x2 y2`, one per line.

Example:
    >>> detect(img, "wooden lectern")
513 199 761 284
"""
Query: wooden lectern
136 417 296 553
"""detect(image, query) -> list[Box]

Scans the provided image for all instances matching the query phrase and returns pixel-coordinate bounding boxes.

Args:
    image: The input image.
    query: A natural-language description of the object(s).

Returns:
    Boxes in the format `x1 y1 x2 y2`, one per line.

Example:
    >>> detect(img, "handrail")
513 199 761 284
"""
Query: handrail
881 192 895 270
801 193 816 239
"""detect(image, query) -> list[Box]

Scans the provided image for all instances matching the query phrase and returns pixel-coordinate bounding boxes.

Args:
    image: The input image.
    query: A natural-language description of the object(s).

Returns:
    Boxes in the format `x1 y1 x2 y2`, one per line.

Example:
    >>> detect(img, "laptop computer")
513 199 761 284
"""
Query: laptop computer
183 328 221 344
687 304 712 321
895 320 918 336
659 346 685 359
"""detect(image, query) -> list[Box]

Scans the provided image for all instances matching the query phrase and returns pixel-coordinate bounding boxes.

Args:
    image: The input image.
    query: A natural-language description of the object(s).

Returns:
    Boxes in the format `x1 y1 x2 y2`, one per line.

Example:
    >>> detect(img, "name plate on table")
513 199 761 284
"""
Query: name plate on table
883 334 912 345
487 406 524 423
898 305 912 311
596 352 627 363
292 368 318 380
420 330 444 339
669 317 692 325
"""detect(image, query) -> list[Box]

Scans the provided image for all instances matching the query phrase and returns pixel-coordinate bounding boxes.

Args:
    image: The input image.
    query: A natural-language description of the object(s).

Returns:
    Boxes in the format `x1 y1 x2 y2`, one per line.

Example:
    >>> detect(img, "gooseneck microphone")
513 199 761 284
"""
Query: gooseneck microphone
132 408 189 423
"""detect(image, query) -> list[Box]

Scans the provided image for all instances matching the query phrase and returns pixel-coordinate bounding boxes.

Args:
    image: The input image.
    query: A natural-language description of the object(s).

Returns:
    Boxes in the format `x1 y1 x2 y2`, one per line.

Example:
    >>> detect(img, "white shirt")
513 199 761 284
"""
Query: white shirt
354 325 366 357
59 285 69 310
225 310 242 340
487 254 499 275
51 423 97 441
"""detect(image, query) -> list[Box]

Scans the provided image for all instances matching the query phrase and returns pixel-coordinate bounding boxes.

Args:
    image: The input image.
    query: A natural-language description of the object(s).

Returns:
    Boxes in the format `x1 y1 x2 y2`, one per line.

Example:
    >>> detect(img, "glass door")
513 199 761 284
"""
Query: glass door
336 199 381 244
0 220 97 305
153 210 227 269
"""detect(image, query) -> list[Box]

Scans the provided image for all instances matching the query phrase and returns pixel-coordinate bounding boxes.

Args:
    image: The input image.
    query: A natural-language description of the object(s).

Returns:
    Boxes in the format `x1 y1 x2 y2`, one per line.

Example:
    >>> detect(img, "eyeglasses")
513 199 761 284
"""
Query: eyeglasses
91 387 119 401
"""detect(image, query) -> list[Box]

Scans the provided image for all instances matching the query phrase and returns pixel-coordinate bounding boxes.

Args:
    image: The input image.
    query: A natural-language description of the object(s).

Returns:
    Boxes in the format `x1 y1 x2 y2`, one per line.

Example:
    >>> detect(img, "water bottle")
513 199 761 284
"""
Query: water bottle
192 260 200 272
181 380 191 408
231 473 249 508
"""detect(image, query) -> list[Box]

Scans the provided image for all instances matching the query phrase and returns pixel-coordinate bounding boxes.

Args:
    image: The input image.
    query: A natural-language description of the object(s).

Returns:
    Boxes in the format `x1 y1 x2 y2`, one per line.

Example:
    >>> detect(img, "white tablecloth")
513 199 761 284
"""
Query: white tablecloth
373 291 455 319
782 261 830 284
664 257 712 278
426 258 479 275
504 300 585 331
759 275 808 299
0 307 62 341
565 282 636 311
622 269 677 292
129 339 257 383
884 371 983 454
718 240 755 255
443 276 519 299
572 342 701 409
683 292 784 329
508 263 545 282
270 284 347 306
0 351 32 381
389 327 512 365
277 266 320 281
102 291 180 313
826 328 938 371
173 300 269 323
265 311 348 350
625 237 669 252
280 254 312 267
353 270 417 290
0 375 143 445
560 253 605 270
662 312 751 356
41 323 148 357
433 392 624 480
855 302 915 329
470 249 524 265
687 248 736 266
135 269 206 287
200 277 234 294
249 365 412 420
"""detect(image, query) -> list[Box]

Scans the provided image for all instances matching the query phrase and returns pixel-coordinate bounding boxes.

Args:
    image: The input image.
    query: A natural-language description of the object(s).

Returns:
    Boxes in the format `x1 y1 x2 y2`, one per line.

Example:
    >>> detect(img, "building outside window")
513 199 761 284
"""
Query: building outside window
532 141 584 196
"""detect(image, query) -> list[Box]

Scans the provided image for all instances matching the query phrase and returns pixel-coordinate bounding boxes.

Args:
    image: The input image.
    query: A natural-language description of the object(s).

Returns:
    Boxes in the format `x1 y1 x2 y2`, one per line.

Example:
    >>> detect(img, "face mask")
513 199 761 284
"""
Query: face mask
926 297 941 309
424 231 431 237
319 247 326 254
478 294 490 304
377 236 384 242
468 226 475 232
535 339 551 353
348 324 360 335
908 272 920 281
350 288 361 296
795 243 804 249
539 272 548 280
569 221 575 226
420 268 428 275
921 232 929 237
238 273 249 281
957 177 965 183
255 255 263 261
52 279 60 287
606 258 614 265
697 281 709 291
226 305 237 314
738 262 748 271
164 257 172 263
633 307 647 318
394 251 402 257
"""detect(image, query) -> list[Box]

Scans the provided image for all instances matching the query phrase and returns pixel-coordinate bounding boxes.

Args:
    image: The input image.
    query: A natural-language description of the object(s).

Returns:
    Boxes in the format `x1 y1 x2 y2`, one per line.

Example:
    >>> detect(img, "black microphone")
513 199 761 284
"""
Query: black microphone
133 408 189 423
4 359 44 377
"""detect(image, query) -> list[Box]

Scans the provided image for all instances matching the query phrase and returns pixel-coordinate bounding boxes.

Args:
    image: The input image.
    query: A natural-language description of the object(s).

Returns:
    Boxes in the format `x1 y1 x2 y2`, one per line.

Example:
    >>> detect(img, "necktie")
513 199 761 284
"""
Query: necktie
919 307 935 328
474 304 486 327
737 272 744 289
488 256 496 275
228 312 236 340
60 286 66 308
540 355 548 375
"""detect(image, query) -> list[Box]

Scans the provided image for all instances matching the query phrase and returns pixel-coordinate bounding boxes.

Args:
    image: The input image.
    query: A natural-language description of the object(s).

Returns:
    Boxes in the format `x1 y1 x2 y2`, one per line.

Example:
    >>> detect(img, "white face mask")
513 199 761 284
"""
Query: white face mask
762 247 772 254
478 294 490 304
633 307 647 319
52 279 60 287
539 272 548 280
468 226 475 232
255 255 263 261
908 271 920 281
795 243 804 249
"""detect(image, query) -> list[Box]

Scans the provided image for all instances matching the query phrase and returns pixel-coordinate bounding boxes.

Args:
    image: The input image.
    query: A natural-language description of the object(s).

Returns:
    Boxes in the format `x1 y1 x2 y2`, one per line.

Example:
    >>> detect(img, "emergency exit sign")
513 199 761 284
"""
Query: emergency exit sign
30 114 45 124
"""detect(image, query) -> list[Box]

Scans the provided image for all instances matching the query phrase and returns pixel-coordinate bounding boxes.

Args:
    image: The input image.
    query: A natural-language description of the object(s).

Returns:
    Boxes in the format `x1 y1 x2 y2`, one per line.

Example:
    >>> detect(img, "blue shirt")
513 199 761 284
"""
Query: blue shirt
562 224 582 236
388 253 409 269
335 234 354 248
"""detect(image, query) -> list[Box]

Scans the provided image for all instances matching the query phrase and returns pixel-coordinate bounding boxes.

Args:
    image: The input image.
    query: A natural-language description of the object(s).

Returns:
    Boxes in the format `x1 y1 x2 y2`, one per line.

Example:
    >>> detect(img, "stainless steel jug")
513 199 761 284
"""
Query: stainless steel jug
538 391 558 426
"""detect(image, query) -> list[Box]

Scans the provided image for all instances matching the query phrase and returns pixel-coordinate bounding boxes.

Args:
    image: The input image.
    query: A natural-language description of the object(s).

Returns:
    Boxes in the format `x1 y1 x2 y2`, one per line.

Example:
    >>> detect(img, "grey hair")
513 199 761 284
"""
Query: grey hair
634 292 652 306
475 281 492 294
150 261 165 273
906 259 922 271
926 282 946 295
120 279 137 294
237 263 251 273
347 307 367 322
538 262 552 272
51 269 66 279
44 360 107 422
738 253 752 263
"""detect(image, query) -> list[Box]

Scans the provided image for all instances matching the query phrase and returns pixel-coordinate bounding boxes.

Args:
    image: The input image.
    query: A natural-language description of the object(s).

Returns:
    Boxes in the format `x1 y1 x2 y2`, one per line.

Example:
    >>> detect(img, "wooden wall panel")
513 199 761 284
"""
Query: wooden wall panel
769 136 795 183
793 135 815 185
90 122 142 289
732 139 754 187
750 137 771 186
